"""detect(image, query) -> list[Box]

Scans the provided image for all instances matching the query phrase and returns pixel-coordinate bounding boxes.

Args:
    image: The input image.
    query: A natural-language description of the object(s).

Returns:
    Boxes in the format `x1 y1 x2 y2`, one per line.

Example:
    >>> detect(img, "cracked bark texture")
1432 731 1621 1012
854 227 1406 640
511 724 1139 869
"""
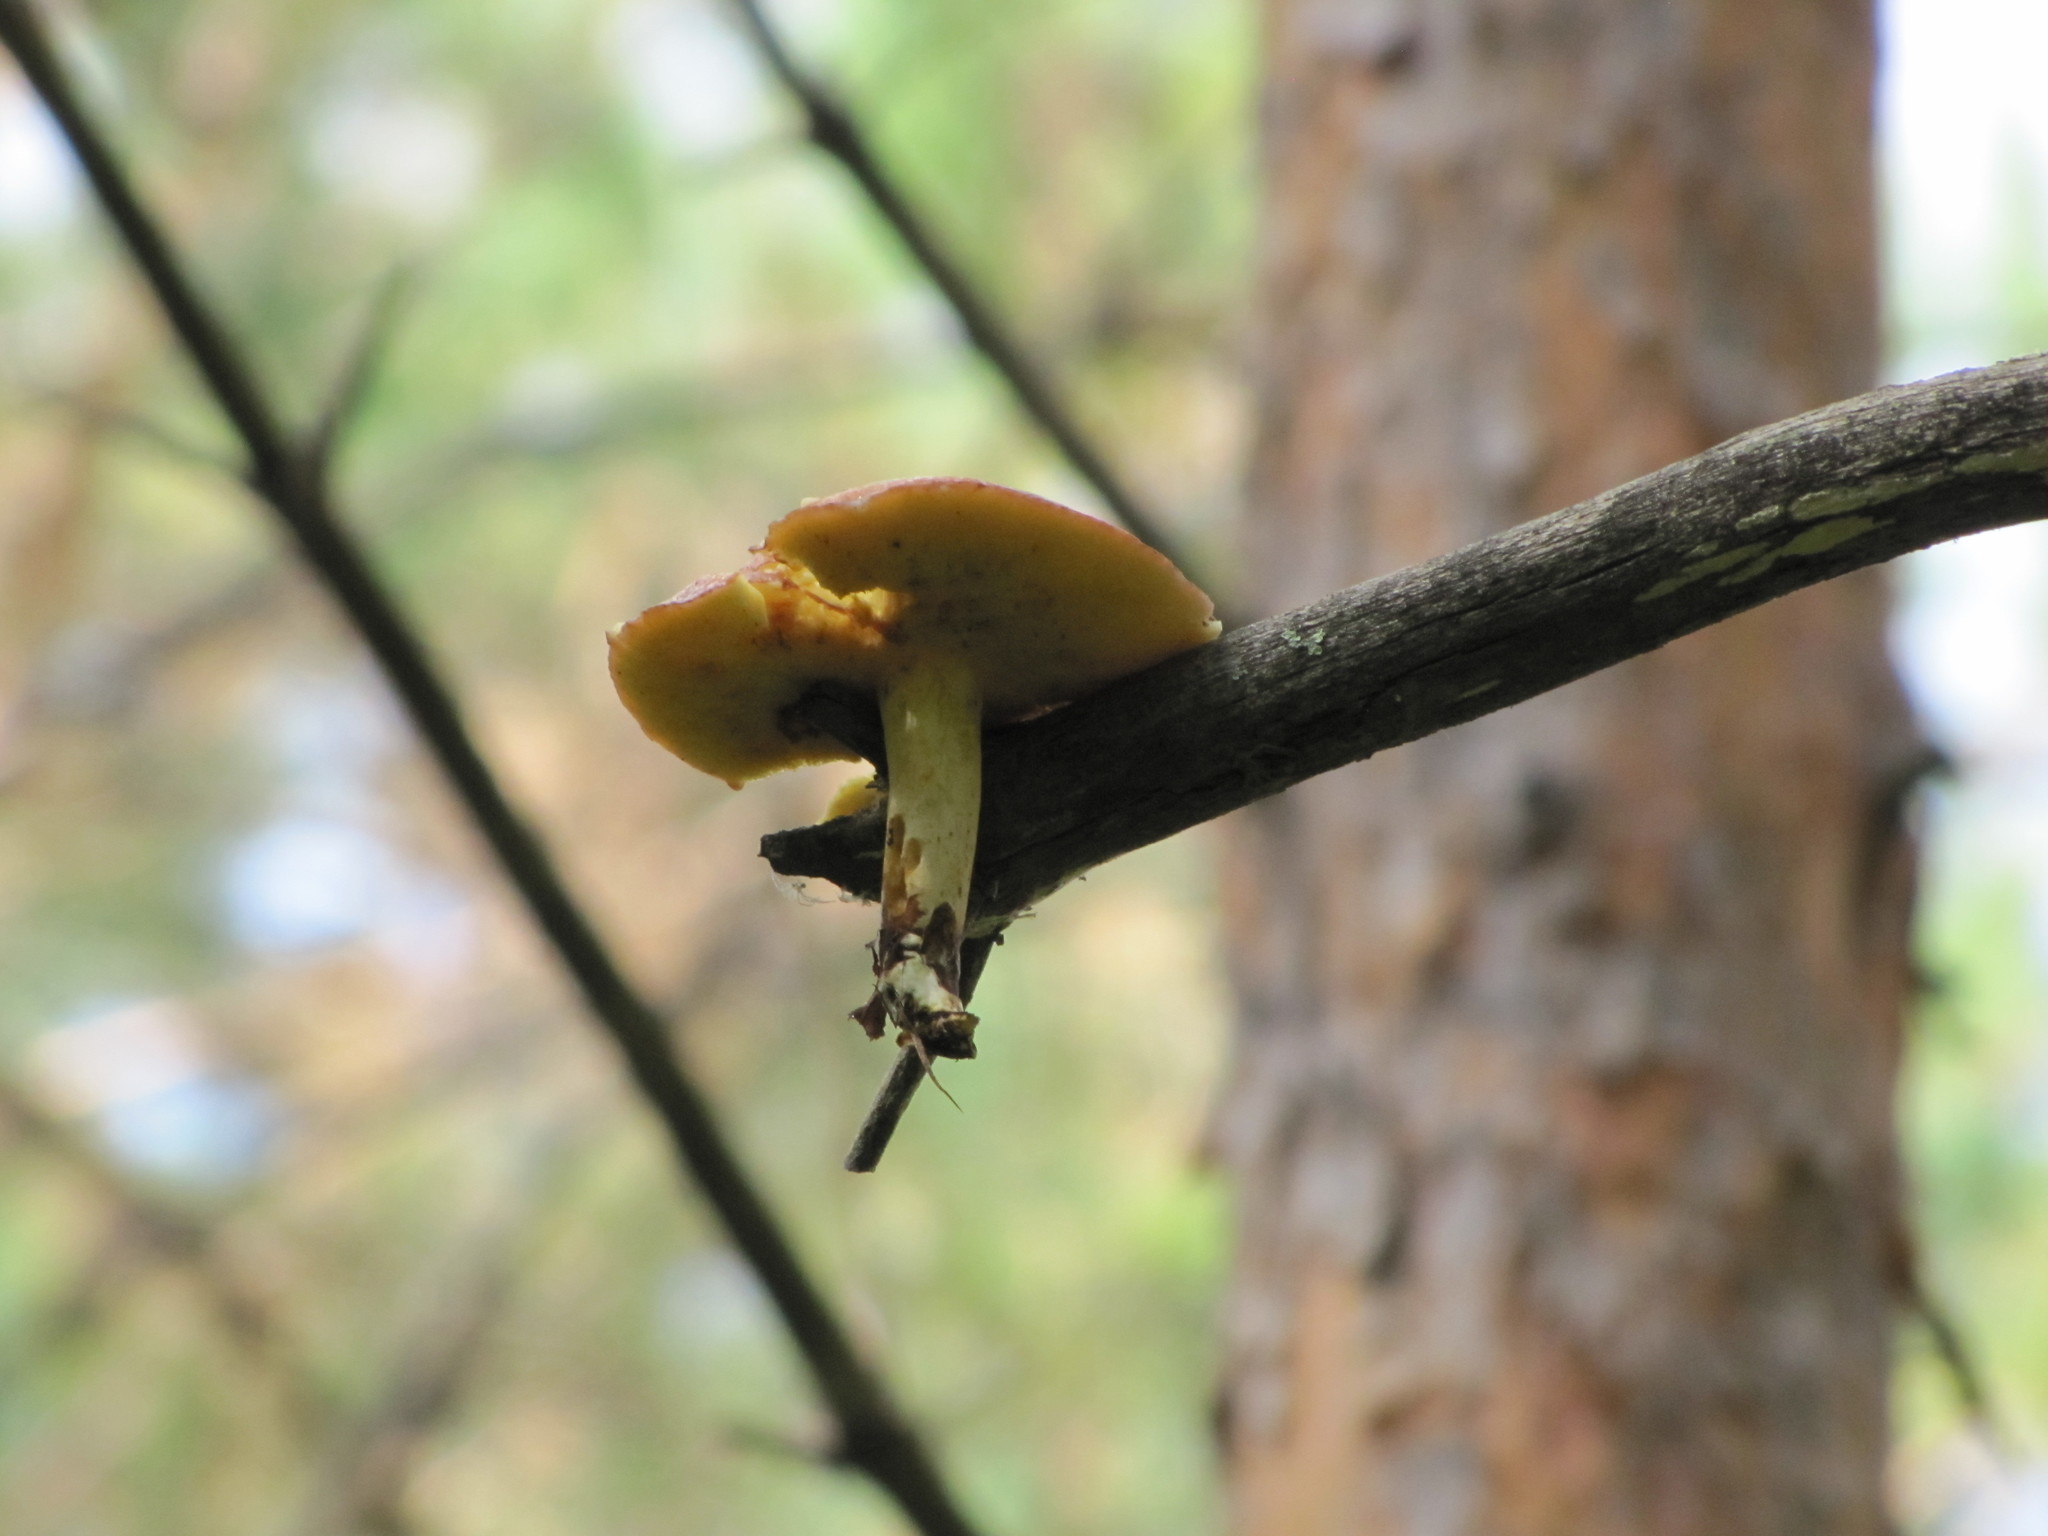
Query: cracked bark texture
1216 3 1916 1534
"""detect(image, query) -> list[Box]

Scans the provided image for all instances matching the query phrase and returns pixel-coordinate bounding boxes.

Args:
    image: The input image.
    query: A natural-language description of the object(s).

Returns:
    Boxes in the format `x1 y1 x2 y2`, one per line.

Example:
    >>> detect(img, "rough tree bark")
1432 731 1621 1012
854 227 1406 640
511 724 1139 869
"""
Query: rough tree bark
1215 4 1917 1534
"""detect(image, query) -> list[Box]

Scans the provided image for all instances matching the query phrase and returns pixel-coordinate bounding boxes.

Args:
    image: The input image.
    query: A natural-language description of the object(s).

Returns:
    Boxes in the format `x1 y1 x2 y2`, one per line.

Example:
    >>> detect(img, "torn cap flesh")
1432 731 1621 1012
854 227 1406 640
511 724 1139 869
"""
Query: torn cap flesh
607 556 892 789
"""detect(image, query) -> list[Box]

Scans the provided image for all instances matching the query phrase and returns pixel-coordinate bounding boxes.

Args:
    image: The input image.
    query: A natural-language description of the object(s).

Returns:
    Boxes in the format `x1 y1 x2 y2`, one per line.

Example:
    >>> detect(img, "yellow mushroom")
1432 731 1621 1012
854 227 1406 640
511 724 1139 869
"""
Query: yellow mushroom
609 477 1219 1075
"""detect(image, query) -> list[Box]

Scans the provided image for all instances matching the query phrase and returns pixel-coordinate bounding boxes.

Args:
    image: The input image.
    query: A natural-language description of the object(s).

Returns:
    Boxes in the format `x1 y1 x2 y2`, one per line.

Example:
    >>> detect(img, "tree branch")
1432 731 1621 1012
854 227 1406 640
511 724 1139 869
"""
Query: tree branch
0 9 981 1534
714 0 1230 612
767 356 2048 923
305 263 415 481
1902 1258 2007 1457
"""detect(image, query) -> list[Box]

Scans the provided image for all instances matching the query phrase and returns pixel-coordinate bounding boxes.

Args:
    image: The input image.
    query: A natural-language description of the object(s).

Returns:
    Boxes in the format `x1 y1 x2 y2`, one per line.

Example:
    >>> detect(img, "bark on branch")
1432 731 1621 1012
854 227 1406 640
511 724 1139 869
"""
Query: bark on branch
767 355 2048 921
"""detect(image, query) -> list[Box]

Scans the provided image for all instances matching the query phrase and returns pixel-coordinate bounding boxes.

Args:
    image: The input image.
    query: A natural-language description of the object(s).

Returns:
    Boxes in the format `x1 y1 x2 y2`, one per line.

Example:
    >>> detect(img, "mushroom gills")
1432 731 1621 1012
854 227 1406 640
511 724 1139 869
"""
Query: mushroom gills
866 649 981 1059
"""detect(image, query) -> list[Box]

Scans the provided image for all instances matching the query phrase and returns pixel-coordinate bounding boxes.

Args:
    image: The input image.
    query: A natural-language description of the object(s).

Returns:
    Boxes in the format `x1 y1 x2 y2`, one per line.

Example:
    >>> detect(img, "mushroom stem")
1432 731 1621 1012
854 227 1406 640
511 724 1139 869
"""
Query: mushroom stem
866 650 981 1058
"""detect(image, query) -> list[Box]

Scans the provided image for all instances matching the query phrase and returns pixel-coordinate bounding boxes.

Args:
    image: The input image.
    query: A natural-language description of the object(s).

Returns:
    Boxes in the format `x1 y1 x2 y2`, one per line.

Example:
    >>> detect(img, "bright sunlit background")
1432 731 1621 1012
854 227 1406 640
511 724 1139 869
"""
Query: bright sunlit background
0 1 2041 1532
1883 2 2048 1532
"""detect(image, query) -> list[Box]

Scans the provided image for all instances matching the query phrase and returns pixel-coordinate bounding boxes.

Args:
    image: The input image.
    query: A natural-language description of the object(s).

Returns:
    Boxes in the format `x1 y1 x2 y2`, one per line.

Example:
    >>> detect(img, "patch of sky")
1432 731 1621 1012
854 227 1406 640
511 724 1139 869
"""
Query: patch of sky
218 668 476 979
305 27 489 231
0 74 78 239
220 813 406 952
604 0 774 161
496 352 606 453
28 998 278 1187
1881 0 2048 1520
255 664 404 818
1916 1451 2048 1536
1881 0 2048 382
867 287 967 363
655 1248 774 1358
1892 525 2048 766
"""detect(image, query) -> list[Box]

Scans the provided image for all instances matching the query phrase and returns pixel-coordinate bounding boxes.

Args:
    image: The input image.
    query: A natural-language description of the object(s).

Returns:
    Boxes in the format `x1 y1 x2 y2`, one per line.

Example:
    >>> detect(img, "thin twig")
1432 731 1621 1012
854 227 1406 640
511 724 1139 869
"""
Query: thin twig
844 1047 927 1173
1904 1265 2007 1457
306 263 416 481
0 9 980 1534
715 0 1232 615
21 385 234 472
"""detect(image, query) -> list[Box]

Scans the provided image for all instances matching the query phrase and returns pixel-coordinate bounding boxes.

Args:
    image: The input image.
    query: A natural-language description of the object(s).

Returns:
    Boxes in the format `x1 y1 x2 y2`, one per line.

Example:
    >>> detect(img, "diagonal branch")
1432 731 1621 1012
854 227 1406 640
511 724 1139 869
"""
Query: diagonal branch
715 0 1230 612
1902 1262 2007 1457
767 355 2048 923
0 9 981 1535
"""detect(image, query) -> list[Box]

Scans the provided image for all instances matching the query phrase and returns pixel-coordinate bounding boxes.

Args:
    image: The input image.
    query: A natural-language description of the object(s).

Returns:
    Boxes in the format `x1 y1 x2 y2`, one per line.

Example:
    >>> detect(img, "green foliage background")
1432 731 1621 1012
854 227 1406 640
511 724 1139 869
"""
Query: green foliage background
0 2 2041 1532
0 3 1247 1531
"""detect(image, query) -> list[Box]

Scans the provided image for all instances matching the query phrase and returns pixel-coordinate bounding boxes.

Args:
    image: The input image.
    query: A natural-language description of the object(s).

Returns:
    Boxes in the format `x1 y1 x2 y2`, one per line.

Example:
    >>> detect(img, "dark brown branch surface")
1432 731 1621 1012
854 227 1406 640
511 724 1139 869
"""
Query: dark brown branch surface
768 355 2048 920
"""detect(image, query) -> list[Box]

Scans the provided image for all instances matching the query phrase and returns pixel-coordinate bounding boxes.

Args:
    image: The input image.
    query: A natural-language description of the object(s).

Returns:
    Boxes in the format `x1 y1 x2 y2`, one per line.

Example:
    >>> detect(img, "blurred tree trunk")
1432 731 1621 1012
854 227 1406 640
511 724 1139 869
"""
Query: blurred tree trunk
1216 3 1920 1534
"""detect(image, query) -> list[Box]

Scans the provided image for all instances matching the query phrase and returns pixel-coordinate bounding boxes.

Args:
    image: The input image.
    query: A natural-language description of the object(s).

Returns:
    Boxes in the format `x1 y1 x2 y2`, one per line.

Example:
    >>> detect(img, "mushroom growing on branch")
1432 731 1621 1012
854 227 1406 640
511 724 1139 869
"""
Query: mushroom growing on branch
609 477 1220 1164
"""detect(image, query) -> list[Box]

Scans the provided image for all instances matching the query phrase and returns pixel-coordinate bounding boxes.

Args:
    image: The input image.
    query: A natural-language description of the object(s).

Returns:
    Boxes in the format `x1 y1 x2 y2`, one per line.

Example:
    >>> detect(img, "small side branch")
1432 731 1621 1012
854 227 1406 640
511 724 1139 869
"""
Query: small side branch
1904 1264 2006 1455
305 264 415 480
844 1048 927 1172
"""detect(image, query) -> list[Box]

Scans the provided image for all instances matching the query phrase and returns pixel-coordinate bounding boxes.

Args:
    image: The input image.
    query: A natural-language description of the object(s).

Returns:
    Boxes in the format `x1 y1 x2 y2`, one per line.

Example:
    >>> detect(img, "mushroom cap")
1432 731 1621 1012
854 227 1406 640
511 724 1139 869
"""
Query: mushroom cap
610 477 1219 785
608 553 891 787
770 478 1220 713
